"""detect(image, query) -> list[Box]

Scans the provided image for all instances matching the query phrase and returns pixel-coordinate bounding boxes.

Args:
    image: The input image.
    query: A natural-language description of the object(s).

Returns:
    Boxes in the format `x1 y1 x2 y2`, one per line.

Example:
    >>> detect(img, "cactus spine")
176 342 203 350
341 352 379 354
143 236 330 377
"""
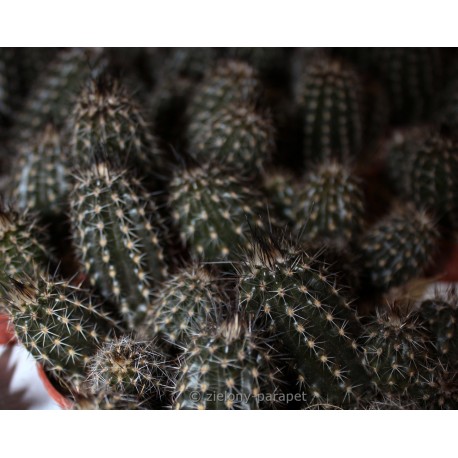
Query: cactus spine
70 159 168 328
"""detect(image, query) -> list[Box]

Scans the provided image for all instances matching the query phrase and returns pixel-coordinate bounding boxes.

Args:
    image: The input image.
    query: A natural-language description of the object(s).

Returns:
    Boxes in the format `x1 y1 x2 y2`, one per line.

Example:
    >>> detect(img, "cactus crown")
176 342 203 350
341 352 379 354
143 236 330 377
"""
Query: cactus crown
88 335 171 400
71 76 161 176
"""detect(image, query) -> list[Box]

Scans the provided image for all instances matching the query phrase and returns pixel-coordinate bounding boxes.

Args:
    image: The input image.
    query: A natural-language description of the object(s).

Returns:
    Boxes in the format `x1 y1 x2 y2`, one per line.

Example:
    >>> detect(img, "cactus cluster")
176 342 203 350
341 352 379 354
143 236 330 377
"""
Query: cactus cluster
1 47 457 410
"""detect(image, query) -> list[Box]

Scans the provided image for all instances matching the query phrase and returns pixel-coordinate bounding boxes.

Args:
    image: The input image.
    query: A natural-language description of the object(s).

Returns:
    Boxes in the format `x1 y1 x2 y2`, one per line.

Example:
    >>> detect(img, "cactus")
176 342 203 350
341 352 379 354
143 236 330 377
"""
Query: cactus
173 315 282 410
189 103 275 177
12 123 70 220
140 264 225 347
295 56 364 163
293 161 365 248
238 230 369 407
71 77 162 180
168 163 270 262
1 273 119 395
362 303 437 404
88 335 171 402
187 60 262 145
15 47 107 142
262 169 297 227
388 129 458 231
360 206 438 291
420 289 458 365
0 206 49 292
70 159 168 328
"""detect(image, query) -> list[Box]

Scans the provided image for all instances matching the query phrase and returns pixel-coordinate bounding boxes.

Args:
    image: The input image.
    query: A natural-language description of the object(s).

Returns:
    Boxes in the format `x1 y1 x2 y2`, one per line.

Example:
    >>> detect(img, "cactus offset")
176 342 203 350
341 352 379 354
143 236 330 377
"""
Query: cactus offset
88 335 171 402
173 315 282 410
70 159 168 328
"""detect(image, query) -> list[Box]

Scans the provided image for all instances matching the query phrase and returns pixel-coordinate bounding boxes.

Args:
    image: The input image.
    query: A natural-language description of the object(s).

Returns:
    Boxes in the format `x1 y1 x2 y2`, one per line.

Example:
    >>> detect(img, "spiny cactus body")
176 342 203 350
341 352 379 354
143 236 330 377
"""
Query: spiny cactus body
362 305 436 403
238 232 368 407
141 265 223 346
388 131 458 231
169 164 269 262
88 335 170 401
71 77 162 179
187 60 262 145
70 160 168 328
360 207 438 291
173 316 282 410
0 207 49 289
295 57 364 163
293 162 365 248
12 123 70 219
15 47 107 141
2 274 119 394
189 104 275 176
262 170 297 227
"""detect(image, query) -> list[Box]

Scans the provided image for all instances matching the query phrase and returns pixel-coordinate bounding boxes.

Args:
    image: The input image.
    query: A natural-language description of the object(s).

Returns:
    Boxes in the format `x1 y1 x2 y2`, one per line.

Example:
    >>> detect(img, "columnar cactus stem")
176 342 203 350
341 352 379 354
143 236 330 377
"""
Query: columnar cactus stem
70 158 168 328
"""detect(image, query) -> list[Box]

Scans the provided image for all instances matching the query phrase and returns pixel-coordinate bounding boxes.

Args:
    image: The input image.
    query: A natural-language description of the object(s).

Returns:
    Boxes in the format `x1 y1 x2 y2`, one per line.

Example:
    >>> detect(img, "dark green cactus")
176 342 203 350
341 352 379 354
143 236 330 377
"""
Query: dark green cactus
189 103 275 177
173 315 283 410
293 161 365 248
168 163 270 262
70 159 168 328
360 206 438 291
2 274 119 395
15 47 107 142
262 169 297 227
88 335 171 401
420 289 458 365
141 264 224 346
70 77 162 179
187 60 262 145
362 303 437 403
388 129 458 231
238 231 369 407
0 206 49 291
295 56 364 163
12 123 70 219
